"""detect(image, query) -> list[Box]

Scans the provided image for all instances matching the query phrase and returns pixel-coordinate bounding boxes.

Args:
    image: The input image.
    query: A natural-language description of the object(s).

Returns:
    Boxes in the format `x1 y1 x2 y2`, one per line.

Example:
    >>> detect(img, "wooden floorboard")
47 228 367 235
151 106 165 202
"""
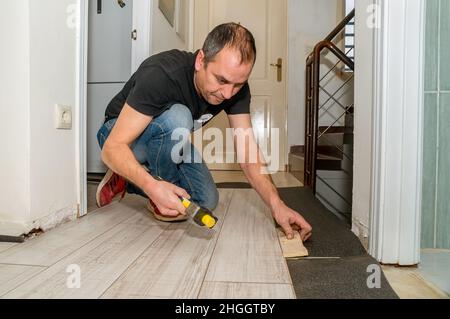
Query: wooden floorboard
0 243 17 254
0 201 143 267
204 189 292 284
0 264 46 296
0 187 295 299
101 190 234 299
3 223 166 299
198 281 295 299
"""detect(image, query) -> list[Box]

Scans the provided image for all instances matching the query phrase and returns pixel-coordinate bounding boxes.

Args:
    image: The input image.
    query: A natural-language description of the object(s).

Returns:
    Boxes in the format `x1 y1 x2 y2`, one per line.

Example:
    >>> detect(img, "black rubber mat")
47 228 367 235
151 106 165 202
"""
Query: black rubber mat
288 256 398 299
216 185 398 299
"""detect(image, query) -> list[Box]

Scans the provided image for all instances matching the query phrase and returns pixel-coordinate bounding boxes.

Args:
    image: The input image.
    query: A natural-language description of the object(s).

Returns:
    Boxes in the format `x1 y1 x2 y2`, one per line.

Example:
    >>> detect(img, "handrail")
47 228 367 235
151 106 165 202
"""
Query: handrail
325 9 355 42
312 41 354 70
304 9 356 193
306 9 355 64
320 47 354 82
308 42 354 192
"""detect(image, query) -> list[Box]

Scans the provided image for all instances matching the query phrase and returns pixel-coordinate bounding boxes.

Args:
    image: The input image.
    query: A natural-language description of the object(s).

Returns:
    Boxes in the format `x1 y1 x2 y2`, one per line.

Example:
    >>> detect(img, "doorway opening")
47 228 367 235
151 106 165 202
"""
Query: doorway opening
78 0 151 216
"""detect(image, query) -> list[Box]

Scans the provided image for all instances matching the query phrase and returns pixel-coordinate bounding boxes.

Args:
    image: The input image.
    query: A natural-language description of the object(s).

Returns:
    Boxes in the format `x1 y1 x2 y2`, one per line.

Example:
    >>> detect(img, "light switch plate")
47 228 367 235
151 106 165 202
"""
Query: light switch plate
55 104 72 130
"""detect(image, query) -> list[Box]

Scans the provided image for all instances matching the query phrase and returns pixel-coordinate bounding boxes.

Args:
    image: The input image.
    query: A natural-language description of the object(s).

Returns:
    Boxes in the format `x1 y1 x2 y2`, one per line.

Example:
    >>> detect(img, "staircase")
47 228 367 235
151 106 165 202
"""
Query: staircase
289 9 355 223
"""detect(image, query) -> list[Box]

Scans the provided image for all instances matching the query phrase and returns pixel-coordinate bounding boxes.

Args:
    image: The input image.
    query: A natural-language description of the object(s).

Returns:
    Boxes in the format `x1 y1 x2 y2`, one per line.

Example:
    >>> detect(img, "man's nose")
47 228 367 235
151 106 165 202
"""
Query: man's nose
221 84 234 100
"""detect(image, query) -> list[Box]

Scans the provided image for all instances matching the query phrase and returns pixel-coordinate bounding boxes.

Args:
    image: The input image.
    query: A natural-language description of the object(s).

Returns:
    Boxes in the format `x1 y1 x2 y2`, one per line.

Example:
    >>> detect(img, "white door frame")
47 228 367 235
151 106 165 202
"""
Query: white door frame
369 0 425 265
132 0 153 72
76 0 152 216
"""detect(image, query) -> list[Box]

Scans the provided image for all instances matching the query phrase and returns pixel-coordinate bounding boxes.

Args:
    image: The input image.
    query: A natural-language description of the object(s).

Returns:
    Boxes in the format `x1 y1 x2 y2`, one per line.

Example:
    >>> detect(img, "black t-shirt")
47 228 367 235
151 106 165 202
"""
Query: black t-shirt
104 49 251 126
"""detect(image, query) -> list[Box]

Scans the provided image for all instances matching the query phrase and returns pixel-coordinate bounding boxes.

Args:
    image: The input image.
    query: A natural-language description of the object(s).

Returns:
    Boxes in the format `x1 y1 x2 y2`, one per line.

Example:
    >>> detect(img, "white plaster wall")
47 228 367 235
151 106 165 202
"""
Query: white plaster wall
352 0 375 245
28 0 78 225
287 0 342 148
152 0 190 54
0 0 31 236
0 0 79 237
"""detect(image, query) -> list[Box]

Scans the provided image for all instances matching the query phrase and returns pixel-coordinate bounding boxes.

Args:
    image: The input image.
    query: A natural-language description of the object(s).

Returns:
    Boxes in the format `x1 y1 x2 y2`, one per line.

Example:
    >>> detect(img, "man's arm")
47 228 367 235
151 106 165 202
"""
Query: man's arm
228 113 312 241
101 103 189 216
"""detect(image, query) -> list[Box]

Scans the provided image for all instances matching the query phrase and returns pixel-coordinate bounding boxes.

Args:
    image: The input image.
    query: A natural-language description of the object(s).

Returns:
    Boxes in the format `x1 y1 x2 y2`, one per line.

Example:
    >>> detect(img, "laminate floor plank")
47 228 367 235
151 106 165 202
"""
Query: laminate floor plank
0 243 17 254
204 189 291 284
199 281 296 299
101 190 234 299
0 264 46 296
3 223 166 299
0 200 146 267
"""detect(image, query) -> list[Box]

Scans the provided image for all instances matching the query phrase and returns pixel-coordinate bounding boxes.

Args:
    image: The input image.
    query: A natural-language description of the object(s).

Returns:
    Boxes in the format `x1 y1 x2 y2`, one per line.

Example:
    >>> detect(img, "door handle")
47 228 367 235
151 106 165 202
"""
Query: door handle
131 29 137 40
270 58 283 82
97 0 102 14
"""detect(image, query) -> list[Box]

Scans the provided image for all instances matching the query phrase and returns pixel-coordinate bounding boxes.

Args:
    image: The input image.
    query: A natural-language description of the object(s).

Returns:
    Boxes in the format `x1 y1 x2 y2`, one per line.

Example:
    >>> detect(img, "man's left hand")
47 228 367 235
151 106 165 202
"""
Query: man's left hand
272 201 312 242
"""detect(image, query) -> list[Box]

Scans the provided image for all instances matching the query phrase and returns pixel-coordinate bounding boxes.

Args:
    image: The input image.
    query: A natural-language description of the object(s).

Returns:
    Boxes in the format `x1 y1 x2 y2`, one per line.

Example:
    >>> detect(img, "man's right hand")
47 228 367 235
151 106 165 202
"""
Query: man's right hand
145 180 190 217
101 104 190 217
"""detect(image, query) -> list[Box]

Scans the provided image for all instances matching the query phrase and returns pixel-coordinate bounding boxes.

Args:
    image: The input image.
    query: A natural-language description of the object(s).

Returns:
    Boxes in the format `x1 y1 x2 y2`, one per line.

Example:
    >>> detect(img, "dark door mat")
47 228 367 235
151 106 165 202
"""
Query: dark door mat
277 187 367 258
216 182 252 189
288 256 398 299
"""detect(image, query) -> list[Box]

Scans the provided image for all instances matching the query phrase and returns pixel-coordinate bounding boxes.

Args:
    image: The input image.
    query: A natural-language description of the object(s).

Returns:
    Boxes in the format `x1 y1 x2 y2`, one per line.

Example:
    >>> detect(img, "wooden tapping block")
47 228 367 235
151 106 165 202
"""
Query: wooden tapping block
277 228 309 258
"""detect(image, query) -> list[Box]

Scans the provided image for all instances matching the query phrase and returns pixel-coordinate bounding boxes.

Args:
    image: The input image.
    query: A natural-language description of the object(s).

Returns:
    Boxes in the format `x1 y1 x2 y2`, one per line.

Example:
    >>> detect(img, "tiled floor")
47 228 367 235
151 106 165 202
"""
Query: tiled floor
418 250 450 296
382 265 449 299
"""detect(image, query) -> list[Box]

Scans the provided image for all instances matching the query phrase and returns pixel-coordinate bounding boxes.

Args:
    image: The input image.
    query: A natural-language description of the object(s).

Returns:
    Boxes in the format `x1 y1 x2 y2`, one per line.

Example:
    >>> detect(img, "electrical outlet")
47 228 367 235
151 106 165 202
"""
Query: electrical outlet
55 104 72 130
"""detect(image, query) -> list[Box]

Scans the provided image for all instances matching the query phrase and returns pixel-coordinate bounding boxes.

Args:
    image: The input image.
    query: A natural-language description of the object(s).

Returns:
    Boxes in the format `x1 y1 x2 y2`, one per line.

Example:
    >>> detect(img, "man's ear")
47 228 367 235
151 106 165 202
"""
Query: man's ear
195 50 205 71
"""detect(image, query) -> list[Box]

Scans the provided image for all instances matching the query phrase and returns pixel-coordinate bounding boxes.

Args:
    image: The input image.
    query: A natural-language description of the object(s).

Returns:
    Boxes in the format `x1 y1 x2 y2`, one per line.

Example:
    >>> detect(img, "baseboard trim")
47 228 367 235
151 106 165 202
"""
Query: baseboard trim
0 235 25 243
0 205 78 239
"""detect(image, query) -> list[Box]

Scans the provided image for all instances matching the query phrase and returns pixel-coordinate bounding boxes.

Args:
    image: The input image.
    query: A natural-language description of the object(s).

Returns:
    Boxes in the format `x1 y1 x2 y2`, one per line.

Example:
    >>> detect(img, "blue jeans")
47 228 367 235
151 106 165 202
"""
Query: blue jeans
97 104 219 210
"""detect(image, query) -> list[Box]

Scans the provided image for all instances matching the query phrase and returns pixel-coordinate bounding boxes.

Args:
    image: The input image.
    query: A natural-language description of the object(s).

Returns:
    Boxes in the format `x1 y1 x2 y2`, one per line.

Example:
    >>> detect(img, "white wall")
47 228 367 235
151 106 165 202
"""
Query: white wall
0 0 78 237
0 0 31 236
287 0 341 148
151 0 191 54
28 0 78 228
352 0 374 246
1 0 192 237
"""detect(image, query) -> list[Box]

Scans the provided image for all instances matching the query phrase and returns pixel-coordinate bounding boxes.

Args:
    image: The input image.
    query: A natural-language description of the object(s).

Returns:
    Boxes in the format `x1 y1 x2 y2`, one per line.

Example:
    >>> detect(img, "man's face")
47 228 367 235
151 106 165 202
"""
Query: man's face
194 47 253 105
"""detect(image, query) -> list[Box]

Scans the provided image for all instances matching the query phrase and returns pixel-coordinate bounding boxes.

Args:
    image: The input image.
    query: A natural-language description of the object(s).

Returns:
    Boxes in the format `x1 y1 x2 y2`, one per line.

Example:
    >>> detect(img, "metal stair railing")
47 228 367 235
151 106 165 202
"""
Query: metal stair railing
304 9 355 200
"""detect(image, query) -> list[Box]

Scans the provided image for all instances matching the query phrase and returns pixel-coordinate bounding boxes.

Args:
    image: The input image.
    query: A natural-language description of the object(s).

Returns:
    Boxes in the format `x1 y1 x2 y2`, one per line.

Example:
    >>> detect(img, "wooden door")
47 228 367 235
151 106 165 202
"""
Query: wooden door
194 0 288 171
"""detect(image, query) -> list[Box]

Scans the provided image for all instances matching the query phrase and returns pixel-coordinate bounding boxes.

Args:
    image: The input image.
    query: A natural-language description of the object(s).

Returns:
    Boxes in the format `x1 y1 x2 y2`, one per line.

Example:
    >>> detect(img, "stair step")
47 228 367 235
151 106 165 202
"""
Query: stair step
290 145 304 155
318 126 352 135
317 159 342 171
344 133 354 145
288 152 304 184
289 146 343 172
290 145 342 160
318 125 354 146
